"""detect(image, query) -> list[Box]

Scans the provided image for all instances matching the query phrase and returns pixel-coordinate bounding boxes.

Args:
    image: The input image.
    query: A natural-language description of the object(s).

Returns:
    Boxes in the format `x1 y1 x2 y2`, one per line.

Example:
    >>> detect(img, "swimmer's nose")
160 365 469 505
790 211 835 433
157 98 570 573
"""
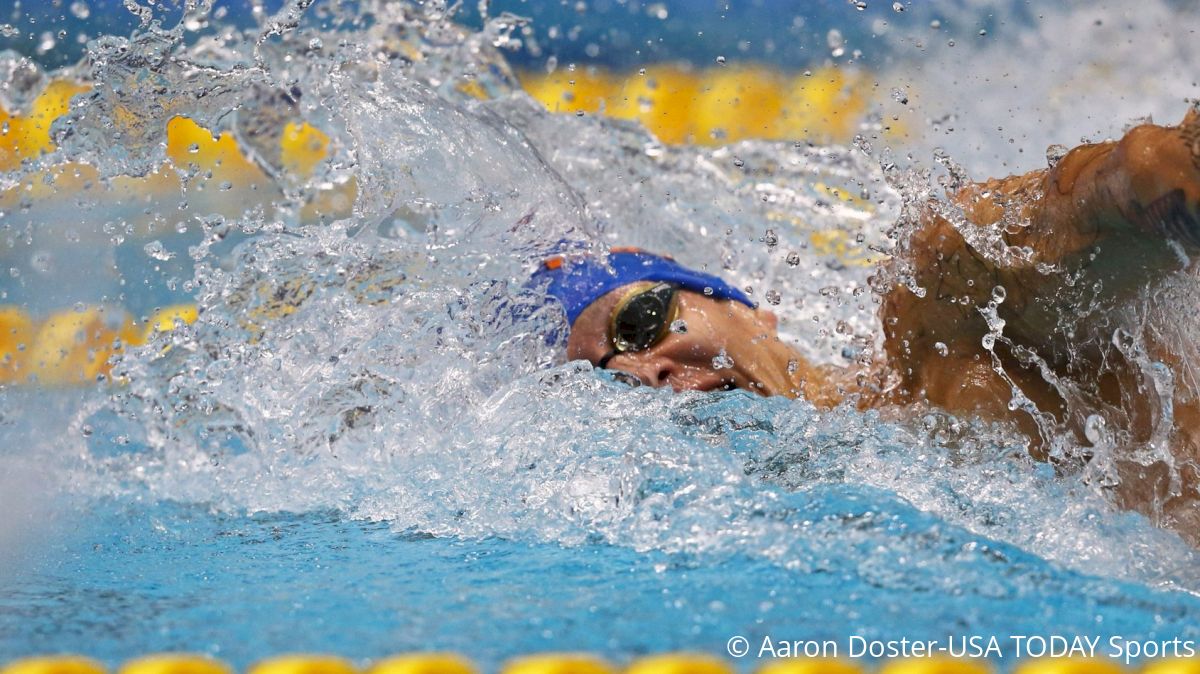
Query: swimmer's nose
614 353 678 389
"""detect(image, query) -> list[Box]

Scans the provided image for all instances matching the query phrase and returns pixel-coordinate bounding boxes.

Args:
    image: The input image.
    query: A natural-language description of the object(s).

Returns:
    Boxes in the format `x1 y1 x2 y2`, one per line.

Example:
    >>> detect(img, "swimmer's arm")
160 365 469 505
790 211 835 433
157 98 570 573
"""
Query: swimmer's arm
953 109 1200 292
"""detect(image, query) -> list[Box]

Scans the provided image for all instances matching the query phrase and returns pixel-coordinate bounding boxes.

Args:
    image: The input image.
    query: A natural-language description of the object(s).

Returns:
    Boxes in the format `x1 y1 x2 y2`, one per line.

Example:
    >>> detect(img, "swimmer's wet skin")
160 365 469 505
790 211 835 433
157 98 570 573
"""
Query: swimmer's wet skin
535 110 1200 544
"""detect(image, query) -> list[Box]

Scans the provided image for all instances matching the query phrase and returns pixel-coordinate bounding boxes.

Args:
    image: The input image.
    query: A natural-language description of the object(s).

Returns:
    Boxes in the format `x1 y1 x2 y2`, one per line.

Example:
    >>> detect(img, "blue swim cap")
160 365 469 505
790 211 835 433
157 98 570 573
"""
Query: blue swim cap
530 247 755 325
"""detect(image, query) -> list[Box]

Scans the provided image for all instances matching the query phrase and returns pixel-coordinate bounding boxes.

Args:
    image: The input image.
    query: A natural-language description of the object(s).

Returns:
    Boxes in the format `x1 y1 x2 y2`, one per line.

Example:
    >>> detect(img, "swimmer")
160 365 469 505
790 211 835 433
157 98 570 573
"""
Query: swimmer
531 109 1200 543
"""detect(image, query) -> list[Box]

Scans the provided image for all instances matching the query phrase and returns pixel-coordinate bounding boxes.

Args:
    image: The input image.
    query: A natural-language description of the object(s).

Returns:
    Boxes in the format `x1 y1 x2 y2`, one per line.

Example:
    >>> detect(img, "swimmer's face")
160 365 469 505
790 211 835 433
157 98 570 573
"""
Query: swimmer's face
566 282 801 397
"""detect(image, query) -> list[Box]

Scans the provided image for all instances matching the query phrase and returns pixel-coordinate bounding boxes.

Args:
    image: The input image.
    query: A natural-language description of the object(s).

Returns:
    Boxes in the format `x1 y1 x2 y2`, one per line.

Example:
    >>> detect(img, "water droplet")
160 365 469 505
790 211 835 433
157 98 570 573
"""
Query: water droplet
890 87 909 105
785 252 801 267
669 319 688 334
732 157 744 167
947 39 955 47
1084 414 1107 445
933 341 948 356
1045 143 1068 168
763 229 778 247
712 350 734 370
819 285 840 297
991 285 1007 303
715 55 726 65
981 333 996 350
30 251 53 274
849 0 867 10
144 240 176 261
37 32 57 55
0 25 18 38
80 424 93 437
765 289 781 305
978 29 987 36
187 143 200 154
70 0 91 18
827 29 845 57
892 1 904 11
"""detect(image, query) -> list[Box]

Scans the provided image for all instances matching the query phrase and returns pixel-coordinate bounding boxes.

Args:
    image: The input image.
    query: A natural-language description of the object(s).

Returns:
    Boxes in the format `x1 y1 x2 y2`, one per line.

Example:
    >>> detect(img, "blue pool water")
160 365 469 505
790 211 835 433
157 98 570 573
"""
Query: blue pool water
4 493 1200 669
3 0 1200 670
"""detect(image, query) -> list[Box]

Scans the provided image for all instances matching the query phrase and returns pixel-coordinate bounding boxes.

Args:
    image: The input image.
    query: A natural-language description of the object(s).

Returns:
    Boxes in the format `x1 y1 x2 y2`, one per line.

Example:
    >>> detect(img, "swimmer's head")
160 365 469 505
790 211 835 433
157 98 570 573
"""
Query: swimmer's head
530 247 754 324
530 247 804 397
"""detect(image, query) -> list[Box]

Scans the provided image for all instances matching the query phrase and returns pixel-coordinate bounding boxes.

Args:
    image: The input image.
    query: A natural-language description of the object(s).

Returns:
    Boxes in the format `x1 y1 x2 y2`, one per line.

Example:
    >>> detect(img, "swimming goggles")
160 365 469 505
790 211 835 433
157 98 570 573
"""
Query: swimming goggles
597 282 679 370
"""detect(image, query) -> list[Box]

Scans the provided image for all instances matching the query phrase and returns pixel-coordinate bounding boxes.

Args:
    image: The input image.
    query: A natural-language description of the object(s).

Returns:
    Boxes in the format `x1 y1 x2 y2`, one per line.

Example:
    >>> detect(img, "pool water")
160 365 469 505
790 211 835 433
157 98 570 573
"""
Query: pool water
2 0 1200 670
4 493 1200 668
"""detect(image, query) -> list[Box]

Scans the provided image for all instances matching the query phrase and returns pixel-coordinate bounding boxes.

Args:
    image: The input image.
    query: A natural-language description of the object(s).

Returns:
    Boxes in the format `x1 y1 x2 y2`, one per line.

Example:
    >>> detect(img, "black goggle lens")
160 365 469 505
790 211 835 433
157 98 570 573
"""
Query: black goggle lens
610 283 677 353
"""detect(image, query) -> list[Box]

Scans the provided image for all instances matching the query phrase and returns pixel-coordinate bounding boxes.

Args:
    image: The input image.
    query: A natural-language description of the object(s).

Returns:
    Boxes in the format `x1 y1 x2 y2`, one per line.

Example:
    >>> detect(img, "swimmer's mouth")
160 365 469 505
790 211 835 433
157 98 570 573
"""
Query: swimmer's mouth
698 379 739 393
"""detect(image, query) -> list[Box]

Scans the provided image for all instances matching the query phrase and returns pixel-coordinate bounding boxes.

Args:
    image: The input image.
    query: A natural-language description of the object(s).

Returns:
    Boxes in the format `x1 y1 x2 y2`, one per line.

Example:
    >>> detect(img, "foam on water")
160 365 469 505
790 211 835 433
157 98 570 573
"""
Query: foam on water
4 0 1200 609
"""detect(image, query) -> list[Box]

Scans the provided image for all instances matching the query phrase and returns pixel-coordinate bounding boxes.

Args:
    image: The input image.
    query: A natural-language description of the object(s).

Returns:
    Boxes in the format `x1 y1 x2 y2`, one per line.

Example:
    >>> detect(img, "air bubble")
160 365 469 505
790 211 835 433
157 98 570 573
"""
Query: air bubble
765 290 781 305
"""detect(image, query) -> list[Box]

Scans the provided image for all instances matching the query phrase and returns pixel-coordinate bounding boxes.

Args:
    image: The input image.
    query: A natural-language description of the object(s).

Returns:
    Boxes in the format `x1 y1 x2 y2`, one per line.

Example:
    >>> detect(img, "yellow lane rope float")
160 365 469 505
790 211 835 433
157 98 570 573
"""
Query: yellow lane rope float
0 303 199 386
120 656 234 674
518 64 882 146
503 655 616 674
366 655 478 674
1 654 1193 674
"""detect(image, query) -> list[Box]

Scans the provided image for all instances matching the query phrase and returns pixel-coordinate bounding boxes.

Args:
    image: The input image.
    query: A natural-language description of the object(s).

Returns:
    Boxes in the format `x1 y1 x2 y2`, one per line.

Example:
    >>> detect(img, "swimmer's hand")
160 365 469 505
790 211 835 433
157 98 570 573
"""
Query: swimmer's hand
1108 107 1200 249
